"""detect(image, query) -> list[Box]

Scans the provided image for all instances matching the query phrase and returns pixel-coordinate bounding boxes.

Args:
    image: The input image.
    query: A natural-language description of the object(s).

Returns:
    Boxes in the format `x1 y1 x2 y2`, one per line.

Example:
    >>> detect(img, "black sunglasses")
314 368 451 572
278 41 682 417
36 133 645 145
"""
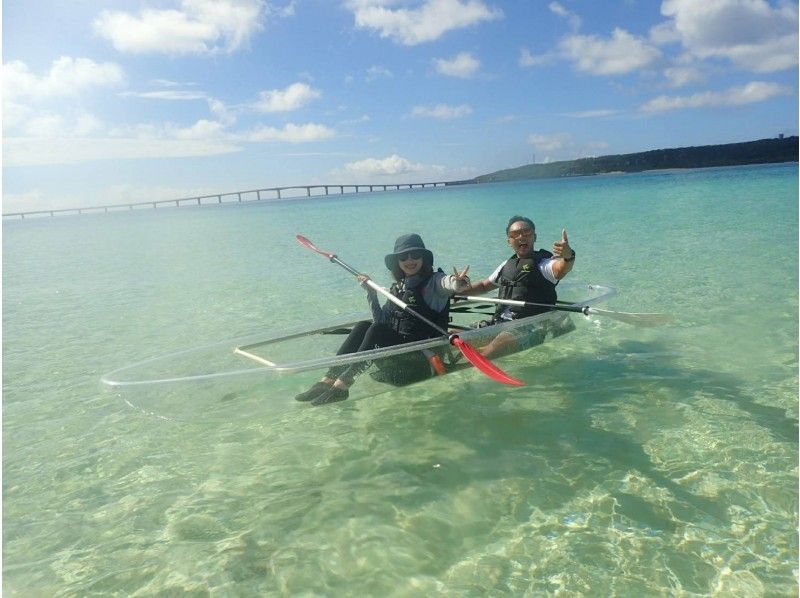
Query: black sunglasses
397 251 423 261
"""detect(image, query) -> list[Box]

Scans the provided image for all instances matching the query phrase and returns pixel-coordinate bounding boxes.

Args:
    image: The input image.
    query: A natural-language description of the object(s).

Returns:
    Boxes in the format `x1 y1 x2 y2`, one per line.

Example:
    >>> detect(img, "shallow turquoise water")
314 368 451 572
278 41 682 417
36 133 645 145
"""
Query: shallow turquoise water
3 163 798 595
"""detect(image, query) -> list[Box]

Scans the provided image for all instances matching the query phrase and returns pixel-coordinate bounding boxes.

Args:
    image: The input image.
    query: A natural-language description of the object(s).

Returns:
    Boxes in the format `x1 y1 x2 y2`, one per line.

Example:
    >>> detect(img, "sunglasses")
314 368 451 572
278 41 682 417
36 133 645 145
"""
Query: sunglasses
508 227 534 239
397 251 423 261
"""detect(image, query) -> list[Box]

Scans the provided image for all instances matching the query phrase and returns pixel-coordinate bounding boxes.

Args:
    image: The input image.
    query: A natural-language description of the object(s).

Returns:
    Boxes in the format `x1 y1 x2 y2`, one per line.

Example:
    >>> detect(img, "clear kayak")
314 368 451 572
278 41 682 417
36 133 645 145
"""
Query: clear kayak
101 283 616 419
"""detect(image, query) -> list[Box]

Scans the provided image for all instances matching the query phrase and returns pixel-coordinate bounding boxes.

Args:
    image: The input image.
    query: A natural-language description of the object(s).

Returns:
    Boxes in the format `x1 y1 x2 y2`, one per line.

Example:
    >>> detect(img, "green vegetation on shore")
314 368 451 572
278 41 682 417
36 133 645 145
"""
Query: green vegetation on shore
465 136 798 184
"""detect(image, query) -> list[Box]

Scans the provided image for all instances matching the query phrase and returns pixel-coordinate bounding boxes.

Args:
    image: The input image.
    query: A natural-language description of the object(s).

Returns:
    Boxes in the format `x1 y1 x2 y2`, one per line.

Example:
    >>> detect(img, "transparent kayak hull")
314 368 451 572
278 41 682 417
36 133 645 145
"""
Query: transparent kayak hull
100 283 616 419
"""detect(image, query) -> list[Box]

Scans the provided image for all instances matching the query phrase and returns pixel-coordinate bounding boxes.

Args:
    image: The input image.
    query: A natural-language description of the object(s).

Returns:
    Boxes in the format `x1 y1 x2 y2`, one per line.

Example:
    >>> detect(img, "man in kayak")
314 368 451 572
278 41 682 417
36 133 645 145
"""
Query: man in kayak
295 233 471 405
458 215 575 357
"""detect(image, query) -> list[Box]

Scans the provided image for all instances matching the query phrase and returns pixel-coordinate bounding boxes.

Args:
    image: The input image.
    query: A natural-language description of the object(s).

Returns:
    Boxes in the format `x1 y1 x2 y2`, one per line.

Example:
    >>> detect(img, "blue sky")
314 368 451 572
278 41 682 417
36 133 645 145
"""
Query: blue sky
3 0 798 212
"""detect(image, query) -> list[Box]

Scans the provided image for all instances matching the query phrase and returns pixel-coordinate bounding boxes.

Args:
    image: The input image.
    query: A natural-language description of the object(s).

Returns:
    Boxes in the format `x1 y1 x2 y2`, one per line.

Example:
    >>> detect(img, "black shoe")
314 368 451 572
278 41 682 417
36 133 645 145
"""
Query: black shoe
294 382 332 402
311 387 349 406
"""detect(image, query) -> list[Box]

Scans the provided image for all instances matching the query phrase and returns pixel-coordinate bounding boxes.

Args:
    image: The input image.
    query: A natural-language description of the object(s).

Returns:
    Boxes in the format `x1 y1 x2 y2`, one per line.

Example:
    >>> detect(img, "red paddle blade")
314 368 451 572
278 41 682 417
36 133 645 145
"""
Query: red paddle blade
296 234 333 259
451 337 524 386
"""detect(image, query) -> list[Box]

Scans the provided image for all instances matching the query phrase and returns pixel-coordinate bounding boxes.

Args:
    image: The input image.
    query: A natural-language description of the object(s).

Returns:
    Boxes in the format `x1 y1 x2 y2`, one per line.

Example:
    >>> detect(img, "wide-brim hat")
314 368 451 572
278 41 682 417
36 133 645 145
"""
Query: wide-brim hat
384 233 434 269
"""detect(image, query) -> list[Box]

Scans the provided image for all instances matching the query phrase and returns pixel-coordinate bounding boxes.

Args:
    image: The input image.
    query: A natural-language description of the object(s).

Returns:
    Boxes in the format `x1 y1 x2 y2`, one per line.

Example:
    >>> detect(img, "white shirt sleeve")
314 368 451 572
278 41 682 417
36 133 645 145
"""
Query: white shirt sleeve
488 261 507 285
539 258 558 284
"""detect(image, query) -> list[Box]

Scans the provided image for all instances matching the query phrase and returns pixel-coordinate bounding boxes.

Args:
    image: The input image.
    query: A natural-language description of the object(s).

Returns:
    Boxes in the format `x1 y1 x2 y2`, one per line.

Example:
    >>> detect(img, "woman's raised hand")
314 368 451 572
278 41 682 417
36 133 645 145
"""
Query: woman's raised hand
453 266 470 290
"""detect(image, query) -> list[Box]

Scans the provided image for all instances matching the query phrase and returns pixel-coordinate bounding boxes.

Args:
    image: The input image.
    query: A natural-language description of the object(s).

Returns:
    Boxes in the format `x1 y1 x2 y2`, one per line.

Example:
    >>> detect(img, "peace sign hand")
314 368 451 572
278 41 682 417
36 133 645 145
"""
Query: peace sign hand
452 265 471 291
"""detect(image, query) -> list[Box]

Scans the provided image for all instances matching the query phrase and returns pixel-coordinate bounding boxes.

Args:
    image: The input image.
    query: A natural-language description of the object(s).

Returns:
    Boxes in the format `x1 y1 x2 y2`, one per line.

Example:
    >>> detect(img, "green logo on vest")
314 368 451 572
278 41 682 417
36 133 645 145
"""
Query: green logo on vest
522 263 531 272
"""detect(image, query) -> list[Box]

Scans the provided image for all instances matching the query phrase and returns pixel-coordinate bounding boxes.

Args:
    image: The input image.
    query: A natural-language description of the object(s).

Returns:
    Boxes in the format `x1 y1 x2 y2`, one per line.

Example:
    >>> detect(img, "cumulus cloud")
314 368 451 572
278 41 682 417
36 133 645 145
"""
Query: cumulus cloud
559 28 662 75
433 52 480 78
528 132 572 152
3 57 124 101
253 82 321 112
640 81 792 112
171 119 227 139
659 0 798 72
347 0 502 45
344 154 428 176
93 0 264 55
3 58 122 135
411 103 473 119
244 122 335 142
208 98 237 125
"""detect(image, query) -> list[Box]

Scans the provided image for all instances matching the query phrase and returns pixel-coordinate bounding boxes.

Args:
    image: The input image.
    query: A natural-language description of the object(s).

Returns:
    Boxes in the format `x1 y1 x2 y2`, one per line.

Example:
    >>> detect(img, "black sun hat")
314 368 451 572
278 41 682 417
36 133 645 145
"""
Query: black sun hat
384 233 434 269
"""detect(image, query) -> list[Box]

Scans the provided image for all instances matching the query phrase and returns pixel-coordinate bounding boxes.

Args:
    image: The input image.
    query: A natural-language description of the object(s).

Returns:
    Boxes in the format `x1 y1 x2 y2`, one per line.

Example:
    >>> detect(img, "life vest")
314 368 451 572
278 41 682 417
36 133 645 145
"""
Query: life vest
387 270 450 341
494 250 557 320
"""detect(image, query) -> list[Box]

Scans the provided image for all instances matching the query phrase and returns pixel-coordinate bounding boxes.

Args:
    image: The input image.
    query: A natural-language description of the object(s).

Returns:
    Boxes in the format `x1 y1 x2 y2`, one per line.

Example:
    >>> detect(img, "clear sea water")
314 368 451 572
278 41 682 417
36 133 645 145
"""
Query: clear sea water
3 163 798 596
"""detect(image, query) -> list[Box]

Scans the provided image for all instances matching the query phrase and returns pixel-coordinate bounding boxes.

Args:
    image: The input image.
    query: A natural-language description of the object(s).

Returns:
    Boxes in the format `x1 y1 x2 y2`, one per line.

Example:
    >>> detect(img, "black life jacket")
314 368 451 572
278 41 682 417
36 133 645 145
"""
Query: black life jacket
494 249 557 320
387 270 450 341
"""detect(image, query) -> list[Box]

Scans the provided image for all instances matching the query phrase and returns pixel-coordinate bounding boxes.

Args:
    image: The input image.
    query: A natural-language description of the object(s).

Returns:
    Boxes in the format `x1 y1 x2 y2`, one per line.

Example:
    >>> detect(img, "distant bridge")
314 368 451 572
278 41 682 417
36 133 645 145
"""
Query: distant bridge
2 180 475 219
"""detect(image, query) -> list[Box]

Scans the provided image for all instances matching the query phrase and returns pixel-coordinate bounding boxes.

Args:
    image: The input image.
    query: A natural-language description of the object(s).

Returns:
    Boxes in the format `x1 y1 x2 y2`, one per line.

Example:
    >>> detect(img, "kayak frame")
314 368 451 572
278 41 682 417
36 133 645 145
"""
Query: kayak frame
101 283 616 387
230 283 616 372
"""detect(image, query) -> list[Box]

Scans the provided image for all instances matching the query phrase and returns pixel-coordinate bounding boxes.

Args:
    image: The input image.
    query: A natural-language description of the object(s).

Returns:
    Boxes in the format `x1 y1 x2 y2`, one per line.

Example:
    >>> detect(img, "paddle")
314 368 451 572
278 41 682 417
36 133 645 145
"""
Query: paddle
454 295 672 327
296 234 524 386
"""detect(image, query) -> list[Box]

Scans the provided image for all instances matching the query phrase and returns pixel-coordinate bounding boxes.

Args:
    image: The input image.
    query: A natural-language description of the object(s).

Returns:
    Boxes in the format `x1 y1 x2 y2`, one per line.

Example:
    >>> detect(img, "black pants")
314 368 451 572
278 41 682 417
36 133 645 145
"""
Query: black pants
326 321 431 385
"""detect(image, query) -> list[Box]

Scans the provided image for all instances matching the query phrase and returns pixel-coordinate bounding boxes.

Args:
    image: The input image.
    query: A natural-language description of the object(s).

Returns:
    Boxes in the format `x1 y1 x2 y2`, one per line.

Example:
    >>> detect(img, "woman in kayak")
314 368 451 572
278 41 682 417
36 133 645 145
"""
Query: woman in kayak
295 233 470 405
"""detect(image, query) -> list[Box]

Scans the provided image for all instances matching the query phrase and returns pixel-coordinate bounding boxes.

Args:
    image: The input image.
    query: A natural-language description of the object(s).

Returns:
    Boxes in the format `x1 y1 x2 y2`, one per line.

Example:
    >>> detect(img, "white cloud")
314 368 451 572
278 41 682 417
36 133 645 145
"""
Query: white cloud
659 0 798 72
4 137 242 167
434 52 480 78
253 82 321 112
171 119 227 139
649 20 681 45
4 116 335 166
3 57 124 101
559 28 662 75
348 0 502 45
208 98 237 125
23 114 67 137
366 65 393 81
549 1 581 30
266 1 297 19
519 47 553 68
663 65 705 88
120 90 208 100
343 154 428 176
640 81 792 112
563 109 621 118
11 112 105 138
528 132 571 152
244 122 336 142
411 103 473 119
149 78 197 87
75 114 104 136
93 0 264 55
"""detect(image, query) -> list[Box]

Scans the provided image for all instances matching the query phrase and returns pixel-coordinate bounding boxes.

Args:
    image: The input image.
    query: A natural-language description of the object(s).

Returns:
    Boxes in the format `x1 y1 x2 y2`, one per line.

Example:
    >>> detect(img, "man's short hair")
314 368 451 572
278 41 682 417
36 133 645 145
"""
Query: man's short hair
506 215 535 235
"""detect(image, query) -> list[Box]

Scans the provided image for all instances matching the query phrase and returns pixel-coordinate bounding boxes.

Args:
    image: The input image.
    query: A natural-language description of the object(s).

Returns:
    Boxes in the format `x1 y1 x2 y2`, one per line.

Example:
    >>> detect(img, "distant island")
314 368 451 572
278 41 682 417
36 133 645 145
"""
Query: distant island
464 136 798 184
5 135 797 219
